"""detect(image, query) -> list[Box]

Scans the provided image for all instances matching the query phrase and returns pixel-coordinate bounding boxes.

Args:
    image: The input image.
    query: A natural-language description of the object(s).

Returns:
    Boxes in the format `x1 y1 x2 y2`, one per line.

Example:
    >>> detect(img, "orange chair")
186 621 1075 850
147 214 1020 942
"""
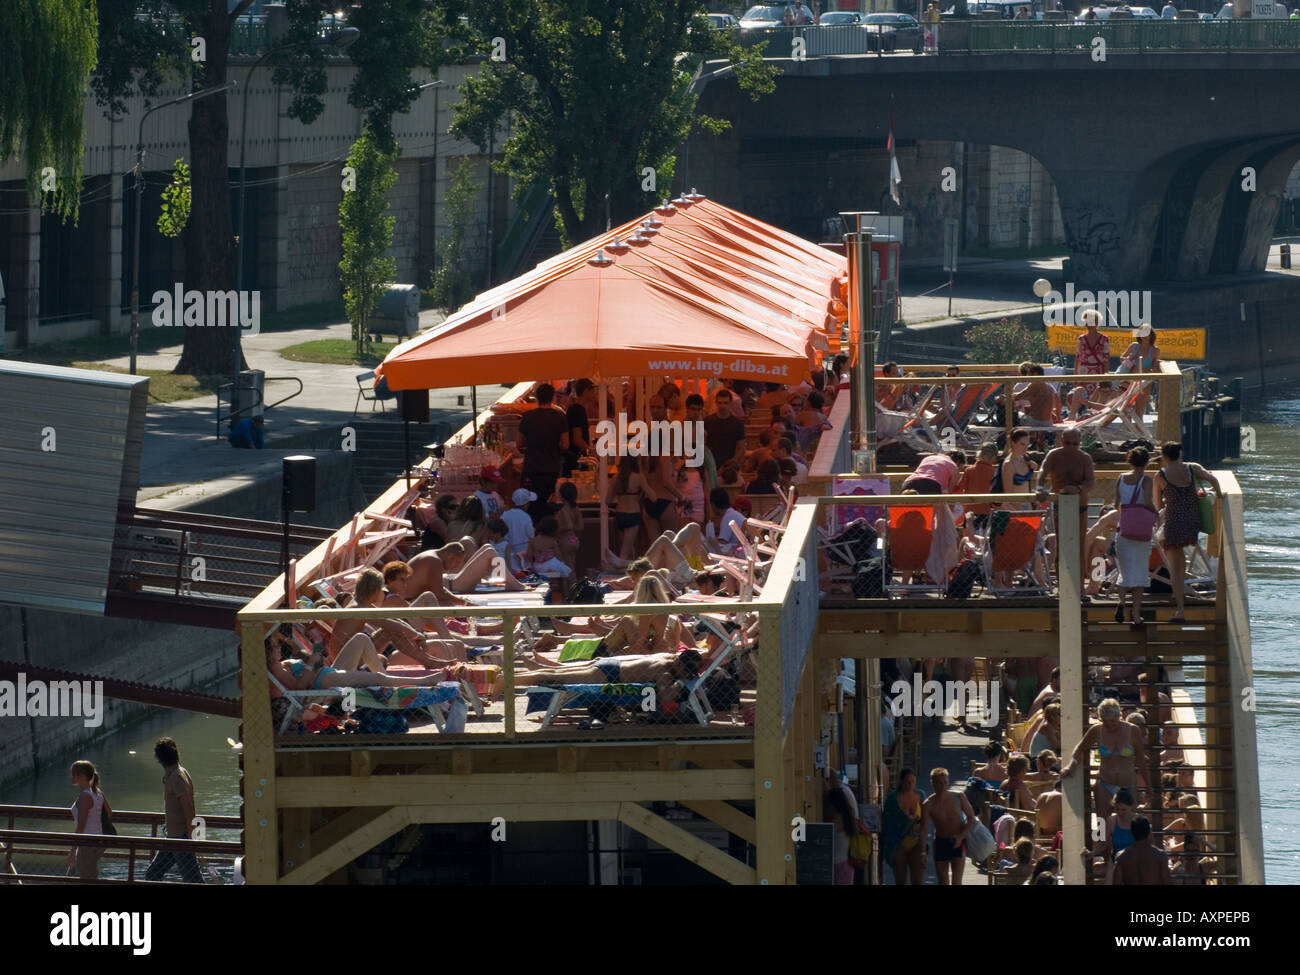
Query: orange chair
982 511 1048 595
884 505 945 595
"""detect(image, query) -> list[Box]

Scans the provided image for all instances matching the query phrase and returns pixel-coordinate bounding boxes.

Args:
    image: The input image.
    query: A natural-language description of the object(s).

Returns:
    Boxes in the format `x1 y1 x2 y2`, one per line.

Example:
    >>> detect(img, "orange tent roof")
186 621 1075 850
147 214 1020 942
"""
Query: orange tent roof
376 196 847 390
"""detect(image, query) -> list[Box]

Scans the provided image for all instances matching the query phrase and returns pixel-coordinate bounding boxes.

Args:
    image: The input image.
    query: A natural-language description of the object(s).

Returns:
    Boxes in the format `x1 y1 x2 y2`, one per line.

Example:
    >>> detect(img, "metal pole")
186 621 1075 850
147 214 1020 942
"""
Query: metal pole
848 230 877 473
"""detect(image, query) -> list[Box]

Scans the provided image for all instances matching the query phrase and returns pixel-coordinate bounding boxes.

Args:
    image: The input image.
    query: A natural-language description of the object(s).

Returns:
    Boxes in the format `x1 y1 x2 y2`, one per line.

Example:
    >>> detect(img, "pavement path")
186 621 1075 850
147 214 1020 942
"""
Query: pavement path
101 308 490 503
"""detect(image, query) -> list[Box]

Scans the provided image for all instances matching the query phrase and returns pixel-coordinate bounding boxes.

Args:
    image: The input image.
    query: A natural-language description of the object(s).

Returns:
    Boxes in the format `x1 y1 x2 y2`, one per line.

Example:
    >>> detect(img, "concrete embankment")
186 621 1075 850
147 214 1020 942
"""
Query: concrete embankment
0 444 363 788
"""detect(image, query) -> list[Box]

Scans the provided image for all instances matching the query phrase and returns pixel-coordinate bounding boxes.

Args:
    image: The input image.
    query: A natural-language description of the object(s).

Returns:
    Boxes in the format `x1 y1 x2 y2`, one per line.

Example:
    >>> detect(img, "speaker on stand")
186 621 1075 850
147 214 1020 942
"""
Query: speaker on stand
282 456 317 596
399 389 430 488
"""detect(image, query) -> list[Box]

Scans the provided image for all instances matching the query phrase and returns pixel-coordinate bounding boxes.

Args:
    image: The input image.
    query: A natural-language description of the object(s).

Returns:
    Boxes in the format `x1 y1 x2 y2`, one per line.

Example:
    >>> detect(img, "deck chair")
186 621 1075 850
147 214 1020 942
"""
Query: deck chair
1005 717 1036 753
876 386 946 453
982 510 1049 596
679 613 753 726
883 505 946 596
524 682 653 730
930 383 1001 448
268 671 466 734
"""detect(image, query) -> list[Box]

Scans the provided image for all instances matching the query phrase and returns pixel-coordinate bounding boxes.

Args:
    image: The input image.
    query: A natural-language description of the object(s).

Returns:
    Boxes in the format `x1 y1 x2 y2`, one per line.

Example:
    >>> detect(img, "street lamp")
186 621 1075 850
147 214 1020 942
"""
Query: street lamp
129 81 238 376
234 27 360 395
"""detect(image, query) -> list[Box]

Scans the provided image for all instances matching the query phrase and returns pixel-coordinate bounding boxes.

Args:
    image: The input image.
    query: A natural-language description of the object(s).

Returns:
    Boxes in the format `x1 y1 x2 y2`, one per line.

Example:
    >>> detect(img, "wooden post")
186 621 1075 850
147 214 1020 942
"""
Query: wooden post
754 606 787 885
1056 501 1087 886
1004 380 1014 446
502 611 516 738
239 618 279 884
1156 362 1181 447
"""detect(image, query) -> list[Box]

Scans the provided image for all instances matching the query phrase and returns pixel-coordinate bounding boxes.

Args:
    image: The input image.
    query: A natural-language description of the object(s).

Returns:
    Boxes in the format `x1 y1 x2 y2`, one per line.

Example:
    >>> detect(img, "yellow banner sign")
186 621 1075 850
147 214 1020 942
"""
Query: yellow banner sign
1045 325 1206 361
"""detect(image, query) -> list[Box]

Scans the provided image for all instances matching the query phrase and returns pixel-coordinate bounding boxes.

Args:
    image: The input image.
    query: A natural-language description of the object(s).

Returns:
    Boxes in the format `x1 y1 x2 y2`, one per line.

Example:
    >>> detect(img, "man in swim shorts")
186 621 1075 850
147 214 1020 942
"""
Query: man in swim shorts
921 767 976 885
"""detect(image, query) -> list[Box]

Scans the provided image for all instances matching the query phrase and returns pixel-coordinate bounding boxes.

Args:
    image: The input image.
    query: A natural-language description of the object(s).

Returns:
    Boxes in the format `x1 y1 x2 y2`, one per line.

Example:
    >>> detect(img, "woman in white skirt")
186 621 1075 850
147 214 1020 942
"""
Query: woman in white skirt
1114 446 1158 626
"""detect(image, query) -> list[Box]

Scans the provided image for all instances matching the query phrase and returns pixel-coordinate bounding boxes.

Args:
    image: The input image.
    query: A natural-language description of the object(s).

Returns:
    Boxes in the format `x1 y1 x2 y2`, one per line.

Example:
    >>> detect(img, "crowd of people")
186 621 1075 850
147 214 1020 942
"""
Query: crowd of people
860 654 1215 885
263 368 847 735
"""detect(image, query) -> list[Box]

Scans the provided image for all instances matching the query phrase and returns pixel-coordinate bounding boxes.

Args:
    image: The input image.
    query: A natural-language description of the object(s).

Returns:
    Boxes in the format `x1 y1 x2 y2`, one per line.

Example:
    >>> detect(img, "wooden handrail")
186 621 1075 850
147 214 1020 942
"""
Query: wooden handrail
0 804 240 829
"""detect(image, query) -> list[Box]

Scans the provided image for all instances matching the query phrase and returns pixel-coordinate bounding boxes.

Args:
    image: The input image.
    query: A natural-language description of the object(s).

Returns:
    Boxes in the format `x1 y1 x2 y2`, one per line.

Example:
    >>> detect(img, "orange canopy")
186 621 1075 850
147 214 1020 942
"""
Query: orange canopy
377 197 847 390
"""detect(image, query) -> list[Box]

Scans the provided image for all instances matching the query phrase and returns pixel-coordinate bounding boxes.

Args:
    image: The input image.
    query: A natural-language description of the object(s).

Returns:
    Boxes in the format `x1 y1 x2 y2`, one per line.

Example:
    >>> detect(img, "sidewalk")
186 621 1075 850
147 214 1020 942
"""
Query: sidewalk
102 309 489 503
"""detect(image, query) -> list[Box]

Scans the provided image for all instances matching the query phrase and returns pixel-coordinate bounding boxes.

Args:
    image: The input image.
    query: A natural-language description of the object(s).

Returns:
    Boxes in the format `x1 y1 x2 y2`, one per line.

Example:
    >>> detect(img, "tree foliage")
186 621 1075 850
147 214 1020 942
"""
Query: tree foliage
339 129 399 357
158 158 191 238
964 317 1050 364
449 0 776 246
429 158 483 314
90 0 451 376
0 0 99 221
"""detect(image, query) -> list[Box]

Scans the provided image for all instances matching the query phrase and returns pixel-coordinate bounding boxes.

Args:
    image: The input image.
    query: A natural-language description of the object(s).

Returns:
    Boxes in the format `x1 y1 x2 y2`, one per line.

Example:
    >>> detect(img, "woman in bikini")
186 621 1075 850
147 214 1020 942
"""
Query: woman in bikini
609 456 647 561
1060 698 1148 820
601 574 687 655
1154 441 1221 623
882 767 926 885
268 631 459 692
555 481 585 575
1117 323 1161 414
999 428 1038 508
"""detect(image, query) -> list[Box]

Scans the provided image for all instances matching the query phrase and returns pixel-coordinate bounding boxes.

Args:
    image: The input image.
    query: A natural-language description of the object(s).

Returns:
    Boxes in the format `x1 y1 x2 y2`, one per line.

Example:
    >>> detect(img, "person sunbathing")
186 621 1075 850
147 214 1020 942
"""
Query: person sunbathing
404 542 527 606
598 575 687 655
1026 749 1060 783
1022 702 1063 757
972 740 1008 785
1035 785 1063 838
381 561 507 646
269 631 454 691
327 568 455 669
498 649 702 701
1000 755 1038 811
1001 839 1037 883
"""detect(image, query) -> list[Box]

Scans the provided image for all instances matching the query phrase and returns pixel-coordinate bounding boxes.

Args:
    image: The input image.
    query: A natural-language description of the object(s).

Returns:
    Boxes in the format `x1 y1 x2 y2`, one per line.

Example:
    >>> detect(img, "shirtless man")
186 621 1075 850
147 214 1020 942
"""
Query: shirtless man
920 768 976 885
1112 816 1171 885
405 542 526 606
1028 668 1061 718
325 568 456 669
497 649 701 707
1037 428 1096 579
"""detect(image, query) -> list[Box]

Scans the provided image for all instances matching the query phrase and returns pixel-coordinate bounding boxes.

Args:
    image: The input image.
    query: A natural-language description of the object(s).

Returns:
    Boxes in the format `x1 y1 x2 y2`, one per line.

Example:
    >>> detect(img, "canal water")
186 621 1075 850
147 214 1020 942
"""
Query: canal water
10 387 1300 883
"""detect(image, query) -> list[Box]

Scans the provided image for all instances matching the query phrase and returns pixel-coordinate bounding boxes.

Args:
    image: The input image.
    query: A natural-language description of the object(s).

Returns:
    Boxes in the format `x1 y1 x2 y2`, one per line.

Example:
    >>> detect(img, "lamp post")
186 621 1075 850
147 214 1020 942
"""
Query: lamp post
234 27 360 397
129 81 238 376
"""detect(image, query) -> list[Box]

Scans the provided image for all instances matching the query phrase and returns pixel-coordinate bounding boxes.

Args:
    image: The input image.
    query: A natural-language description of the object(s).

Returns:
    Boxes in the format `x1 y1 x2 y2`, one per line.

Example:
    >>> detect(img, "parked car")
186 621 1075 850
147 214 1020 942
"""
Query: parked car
739 3 817 27
708 12 739 29
1126 5 1161 17
818 10 864 24
863 12 925 52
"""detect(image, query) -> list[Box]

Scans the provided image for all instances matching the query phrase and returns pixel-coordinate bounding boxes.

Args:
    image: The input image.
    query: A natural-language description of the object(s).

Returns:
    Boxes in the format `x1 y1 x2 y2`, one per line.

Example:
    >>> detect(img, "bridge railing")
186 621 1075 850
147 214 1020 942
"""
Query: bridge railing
964 19 1300 53
727 21 1300 57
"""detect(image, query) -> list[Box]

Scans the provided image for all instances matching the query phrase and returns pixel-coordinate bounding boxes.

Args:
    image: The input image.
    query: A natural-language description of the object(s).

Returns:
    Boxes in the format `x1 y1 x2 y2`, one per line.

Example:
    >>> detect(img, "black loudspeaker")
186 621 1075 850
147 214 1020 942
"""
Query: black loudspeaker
283 455 317 513
400 388 430 423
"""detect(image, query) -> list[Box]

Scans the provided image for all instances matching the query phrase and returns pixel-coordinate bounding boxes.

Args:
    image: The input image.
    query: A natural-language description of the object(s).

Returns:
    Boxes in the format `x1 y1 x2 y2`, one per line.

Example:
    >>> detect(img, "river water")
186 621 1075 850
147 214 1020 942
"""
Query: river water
11 388 1300 882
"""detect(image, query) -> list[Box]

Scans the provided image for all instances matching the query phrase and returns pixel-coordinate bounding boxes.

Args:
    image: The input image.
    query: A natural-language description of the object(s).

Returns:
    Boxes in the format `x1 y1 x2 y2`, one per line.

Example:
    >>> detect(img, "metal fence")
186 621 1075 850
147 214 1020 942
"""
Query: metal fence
967 19 1300 53
729 21 1300 57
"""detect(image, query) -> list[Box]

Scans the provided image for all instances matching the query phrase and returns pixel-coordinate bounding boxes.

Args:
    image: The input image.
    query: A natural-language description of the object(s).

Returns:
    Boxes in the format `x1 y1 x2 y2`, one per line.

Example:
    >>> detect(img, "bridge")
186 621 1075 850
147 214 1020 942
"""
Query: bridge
687 24 1300 287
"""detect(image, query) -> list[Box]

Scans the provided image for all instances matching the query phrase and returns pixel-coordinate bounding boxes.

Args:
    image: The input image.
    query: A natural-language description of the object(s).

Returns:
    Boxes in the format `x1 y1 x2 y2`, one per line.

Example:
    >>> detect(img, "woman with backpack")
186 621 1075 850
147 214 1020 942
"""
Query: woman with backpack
69 760 111 880
1114 446 1158 625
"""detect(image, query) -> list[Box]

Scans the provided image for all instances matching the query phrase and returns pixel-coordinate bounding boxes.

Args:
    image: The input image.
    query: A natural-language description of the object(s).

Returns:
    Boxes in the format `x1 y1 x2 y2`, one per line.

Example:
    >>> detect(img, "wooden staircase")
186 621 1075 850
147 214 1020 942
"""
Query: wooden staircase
1081 609 1240 883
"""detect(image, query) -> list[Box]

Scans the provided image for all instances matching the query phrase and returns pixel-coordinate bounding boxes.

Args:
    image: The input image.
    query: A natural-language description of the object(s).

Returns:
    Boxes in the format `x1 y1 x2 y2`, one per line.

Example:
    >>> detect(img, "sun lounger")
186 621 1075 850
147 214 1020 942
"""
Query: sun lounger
524 682 654 729
982 510 1049 596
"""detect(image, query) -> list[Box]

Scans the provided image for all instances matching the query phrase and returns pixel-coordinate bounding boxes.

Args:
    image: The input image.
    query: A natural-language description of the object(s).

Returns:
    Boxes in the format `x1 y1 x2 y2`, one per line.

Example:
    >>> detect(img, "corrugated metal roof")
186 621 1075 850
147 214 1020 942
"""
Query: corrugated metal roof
0 361 149 614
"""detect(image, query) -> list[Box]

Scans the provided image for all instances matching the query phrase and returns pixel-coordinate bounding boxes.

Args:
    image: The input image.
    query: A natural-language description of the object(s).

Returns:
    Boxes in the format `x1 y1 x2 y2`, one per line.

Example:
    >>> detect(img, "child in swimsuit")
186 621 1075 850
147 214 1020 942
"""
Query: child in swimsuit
527 516 573 579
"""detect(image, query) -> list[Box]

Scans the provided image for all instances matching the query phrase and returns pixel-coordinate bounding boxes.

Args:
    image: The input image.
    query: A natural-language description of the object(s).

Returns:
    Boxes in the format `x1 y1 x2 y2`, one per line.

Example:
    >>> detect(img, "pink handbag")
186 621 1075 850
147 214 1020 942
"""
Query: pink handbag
1119 475 1156 541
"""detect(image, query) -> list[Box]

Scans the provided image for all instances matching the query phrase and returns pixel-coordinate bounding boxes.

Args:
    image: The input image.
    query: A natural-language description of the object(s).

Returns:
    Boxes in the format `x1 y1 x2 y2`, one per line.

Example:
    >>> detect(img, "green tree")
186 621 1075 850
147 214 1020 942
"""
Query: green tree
449 0 776 247
429 159 482 314
91 0 459 375
339 129 398 357
964 316 1050 364
0 0 98 222
157 159 191 238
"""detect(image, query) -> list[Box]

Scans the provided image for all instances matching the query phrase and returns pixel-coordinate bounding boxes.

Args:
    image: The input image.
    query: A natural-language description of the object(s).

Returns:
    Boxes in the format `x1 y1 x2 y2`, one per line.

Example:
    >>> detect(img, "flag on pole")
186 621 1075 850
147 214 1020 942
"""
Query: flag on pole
888 110 901 205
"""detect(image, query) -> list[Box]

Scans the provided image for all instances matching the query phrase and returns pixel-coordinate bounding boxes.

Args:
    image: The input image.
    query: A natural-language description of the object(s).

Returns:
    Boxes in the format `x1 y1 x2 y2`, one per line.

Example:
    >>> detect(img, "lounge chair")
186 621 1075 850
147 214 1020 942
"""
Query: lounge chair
267 671 467 734
524 682 654 730
883 505 946 596
981 510 1049 597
